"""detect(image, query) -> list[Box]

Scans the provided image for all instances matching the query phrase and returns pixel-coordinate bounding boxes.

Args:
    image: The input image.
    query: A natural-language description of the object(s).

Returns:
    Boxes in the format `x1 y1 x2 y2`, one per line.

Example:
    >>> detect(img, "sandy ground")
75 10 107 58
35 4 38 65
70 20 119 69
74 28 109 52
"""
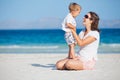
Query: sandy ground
0 53 120 80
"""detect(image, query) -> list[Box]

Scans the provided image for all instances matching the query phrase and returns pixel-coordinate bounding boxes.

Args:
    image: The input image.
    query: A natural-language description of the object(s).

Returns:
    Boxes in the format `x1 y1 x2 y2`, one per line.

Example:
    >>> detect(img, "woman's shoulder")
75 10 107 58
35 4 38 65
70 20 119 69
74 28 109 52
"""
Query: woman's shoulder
89 30 100 39
90 30 99 34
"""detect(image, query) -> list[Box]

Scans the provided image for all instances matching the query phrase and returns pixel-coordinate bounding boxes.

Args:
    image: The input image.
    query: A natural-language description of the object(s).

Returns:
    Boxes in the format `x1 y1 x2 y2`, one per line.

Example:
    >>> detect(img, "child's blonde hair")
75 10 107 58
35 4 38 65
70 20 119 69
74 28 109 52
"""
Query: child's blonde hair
69 2 81 12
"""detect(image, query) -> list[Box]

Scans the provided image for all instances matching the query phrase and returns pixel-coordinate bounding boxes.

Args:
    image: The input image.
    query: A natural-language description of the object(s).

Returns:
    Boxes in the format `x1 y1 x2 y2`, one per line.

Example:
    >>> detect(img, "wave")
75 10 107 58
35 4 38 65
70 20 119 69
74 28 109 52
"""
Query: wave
0 45 59 49
98 43 120 53
0 45 61 53
100 43 120 47
0 43 120 53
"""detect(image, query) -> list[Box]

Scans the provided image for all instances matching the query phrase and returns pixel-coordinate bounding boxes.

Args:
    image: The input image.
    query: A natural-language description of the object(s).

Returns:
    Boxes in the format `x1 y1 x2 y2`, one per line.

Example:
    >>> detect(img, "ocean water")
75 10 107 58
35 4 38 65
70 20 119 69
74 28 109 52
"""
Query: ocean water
0 28 120 54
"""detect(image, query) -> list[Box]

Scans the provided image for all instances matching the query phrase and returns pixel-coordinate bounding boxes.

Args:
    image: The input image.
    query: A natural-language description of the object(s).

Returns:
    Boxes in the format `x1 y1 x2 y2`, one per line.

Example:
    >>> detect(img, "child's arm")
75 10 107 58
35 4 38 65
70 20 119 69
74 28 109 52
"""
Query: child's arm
66 23 76 31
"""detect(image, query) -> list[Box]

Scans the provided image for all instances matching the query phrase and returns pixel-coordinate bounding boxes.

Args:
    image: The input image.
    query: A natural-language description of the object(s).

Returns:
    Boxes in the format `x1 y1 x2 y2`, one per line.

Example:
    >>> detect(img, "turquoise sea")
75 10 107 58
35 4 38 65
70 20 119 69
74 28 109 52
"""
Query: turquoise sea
0 28 120 54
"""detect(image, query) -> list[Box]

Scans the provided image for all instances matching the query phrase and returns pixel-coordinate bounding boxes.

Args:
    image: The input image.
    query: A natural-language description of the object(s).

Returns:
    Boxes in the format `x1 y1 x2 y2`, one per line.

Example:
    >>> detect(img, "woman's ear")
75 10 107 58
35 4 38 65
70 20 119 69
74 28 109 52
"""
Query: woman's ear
90 20 93 24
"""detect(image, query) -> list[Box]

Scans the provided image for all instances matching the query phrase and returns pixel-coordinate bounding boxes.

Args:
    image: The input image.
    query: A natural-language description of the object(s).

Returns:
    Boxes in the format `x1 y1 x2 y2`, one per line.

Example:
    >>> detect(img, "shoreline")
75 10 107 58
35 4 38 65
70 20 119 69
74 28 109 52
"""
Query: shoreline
0 53 120 80
0 52 119 54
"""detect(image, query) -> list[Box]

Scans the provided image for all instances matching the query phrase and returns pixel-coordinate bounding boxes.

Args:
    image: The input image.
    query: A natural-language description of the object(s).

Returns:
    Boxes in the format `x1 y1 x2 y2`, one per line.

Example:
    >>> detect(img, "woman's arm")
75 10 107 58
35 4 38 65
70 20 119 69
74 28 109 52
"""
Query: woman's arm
71 29 96 46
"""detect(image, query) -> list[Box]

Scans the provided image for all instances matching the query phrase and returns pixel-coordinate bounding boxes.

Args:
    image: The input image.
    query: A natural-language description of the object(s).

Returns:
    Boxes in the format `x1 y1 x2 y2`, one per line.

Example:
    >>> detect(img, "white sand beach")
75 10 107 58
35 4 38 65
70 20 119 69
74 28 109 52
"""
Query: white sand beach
0 53 120 80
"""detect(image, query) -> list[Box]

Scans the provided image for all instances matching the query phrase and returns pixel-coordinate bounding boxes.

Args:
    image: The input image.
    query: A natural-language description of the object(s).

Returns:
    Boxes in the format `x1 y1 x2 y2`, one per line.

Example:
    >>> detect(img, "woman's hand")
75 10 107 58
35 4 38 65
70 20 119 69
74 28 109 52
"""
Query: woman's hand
71 28 75 33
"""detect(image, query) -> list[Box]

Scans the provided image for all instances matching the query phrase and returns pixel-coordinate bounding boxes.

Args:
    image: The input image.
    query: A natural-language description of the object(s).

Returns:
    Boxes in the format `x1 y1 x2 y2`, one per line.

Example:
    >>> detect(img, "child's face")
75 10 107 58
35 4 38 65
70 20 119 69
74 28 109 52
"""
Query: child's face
72 9 81 18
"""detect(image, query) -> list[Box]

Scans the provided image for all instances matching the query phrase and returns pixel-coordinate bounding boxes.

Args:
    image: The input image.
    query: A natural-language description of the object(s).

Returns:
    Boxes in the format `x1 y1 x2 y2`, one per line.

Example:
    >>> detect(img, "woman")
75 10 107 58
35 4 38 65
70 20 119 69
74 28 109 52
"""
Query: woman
56 11 100 70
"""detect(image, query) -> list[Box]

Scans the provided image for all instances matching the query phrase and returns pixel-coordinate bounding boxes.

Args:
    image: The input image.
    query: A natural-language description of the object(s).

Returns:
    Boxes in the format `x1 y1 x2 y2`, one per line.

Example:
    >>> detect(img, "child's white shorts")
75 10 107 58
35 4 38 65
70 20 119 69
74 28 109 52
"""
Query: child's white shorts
64 32 76 45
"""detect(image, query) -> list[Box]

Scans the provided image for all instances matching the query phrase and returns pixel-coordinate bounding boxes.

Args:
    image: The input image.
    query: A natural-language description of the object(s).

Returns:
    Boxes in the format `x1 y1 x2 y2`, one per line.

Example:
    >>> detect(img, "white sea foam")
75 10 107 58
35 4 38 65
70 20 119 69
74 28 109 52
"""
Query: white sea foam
100 43 120 47
0 43 120 53
98 43 120 53
0 45 59 49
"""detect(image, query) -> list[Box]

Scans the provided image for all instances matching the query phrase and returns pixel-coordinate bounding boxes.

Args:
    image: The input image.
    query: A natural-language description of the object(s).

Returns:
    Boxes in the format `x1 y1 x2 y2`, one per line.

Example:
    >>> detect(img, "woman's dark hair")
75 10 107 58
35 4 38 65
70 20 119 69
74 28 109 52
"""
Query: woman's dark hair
89 11 100 32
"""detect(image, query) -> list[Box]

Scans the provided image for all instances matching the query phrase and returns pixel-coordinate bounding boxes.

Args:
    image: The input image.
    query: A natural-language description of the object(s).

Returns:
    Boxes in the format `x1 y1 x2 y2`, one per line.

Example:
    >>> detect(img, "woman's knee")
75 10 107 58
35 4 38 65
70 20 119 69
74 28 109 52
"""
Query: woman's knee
56 61 64 70
65 60 84 70
65 60 73 70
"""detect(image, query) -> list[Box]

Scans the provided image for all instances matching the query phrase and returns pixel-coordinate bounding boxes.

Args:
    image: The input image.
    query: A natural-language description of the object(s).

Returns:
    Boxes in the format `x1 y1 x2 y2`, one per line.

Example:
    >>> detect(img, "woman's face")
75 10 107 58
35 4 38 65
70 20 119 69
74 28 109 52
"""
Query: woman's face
83 13 92 27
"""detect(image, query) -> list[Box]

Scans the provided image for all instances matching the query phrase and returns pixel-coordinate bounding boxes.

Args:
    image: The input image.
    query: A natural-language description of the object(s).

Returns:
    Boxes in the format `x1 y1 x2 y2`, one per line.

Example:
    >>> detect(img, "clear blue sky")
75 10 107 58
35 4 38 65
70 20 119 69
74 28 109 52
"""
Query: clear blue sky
0 0 120 29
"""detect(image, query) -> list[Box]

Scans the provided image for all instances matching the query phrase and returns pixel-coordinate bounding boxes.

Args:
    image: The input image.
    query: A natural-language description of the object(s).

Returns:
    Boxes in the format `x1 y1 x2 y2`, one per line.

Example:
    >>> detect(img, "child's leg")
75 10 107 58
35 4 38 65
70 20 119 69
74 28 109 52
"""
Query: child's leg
65 32 76 59
68 43 75 59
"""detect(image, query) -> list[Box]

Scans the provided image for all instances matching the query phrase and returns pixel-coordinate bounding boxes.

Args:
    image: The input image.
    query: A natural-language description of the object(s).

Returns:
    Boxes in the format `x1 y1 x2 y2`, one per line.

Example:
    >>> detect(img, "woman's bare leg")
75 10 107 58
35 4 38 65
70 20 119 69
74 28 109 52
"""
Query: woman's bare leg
56 58 69 70
65 59 84 70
